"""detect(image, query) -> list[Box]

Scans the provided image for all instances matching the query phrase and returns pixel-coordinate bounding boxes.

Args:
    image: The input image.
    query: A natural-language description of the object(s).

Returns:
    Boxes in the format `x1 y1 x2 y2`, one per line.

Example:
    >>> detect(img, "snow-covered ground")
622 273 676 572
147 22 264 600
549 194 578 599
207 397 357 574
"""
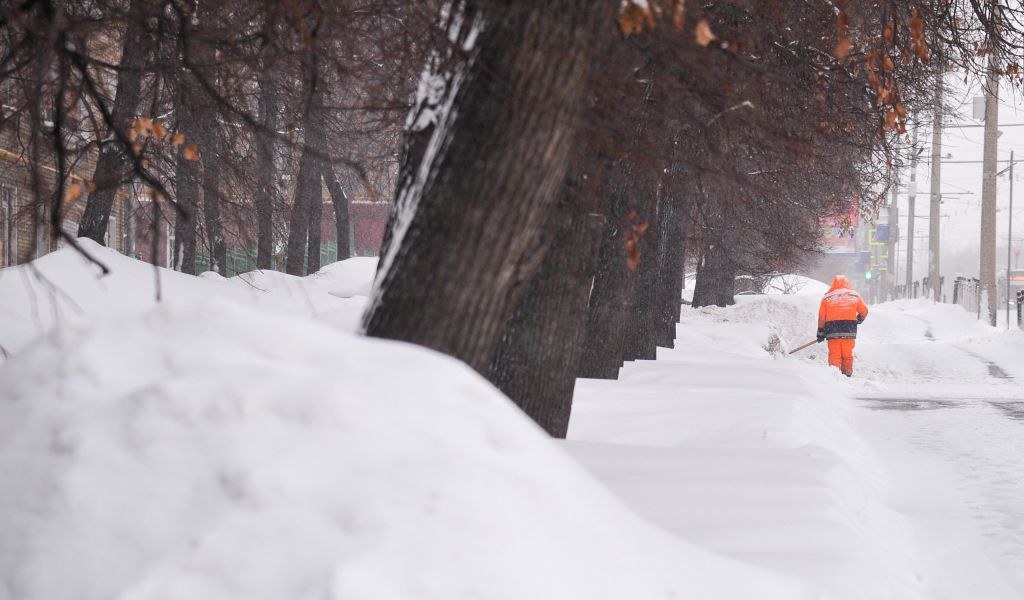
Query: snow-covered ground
570 295 1024 599
2 243 1023 599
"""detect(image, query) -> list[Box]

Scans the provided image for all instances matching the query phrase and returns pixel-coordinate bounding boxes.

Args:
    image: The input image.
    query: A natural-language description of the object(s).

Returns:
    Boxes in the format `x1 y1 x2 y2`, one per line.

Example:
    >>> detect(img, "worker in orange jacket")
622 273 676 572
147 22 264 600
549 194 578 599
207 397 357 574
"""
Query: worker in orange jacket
817 275 869 377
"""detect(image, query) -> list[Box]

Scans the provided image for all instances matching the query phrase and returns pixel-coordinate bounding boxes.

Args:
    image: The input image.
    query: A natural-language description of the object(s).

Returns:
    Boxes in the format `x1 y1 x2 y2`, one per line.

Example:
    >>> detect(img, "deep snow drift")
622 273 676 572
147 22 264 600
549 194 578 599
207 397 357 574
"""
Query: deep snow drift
0 244 811 600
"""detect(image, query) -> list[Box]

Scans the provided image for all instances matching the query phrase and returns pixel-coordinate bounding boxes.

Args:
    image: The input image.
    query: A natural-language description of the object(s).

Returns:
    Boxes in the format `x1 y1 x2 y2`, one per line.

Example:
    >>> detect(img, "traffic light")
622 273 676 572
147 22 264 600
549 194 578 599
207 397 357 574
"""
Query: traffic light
864 270 873 281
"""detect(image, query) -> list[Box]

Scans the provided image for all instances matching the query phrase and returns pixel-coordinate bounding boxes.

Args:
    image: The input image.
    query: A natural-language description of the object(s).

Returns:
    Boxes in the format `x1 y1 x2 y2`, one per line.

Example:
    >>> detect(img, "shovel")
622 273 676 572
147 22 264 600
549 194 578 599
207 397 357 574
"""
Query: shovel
787 338 821 355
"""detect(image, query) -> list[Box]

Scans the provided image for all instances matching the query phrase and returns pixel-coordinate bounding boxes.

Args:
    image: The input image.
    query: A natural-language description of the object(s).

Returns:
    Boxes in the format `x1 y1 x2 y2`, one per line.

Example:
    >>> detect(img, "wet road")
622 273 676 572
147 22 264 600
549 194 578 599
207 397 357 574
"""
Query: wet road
853 303 1024 597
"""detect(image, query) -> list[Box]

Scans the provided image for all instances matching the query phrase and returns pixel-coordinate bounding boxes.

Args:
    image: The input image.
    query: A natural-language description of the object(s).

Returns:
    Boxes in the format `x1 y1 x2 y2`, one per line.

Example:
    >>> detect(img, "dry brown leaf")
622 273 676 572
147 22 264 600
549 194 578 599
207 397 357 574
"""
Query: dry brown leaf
909 9 924 35
836 11 850 33
626 235 641 271
673 0 686 30
151 121 167 140
63 183 82 206
172 133 186 146
618 3 654 36
835 37 853 60
183 143 199 161
695 19 715 47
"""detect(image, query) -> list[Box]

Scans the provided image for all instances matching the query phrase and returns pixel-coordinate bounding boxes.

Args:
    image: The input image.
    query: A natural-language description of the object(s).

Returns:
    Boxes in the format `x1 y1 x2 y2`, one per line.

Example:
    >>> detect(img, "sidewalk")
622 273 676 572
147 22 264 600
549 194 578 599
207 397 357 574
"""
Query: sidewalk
564 303 924 599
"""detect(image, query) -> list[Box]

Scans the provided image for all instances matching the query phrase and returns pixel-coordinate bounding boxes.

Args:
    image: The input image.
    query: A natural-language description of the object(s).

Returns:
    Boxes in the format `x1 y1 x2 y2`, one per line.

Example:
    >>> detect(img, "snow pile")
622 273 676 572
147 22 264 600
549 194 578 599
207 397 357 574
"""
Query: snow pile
319 257 378 298
685 295 822 354
763 273 829 295
0 239 376 357
0 298 814 600
681 273 827 305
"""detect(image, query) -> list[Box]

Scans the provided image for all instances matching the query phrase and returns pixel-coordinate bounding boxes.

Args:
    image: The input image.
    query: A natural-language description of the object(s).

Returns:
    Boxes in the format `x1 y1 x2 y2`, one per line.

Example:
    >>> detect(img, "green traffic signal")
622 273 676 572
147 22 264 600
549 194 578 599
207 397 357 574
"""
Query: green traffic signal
865 270 873 280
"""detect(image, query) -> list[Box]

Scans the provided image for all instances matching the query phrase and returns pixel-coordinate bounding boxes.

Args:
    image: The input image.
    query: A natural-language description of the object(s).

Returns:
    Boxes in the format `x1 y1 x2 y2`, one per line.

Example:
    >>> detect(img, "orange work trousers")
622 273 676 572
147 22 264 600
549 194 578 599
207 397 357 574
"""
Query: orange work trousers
827 338 856 376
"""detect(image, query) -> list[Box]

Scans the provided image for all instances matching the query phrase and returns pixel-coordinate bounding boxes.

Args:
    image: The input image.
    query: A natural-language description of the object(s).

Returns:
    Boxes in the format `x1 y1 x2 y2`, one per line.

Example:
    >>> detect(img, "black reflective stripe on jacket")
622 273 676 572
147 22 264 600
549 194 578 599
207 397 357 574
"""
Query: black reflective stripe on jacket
822 320 859 339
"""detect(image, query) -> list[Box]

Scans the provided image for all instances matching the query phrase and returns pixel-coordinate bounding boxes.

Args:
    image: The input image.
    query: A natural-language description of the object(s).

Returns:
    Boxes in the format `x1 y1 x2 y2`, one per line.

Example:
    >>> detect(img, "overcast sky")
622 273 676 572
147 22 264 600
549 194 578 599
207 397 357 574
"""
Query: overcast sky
891 73 1024 284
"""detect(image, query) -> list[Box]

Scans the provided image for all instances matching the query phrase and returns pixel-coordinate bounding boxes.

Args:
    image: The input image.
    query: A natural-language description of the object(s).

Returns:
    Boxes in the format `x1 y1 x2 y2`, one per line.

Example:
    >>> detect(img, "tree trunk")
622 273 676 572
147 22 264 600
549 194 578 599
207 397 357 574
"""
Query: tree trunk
654 178 689 348
364 2 614 376
255 67 279 270
172 161 199 274
577 80 654 378
306 170 323 273
577 183 636 379
201 163 227 274
323 164 351 260
487 169 605 438
692 237 737 308
194 128 227 275
172 91 198 275
189 36 227 275
285 43 327 276
622 172 662 362
285 138 318 275
78 4 148 244
304 97 336 273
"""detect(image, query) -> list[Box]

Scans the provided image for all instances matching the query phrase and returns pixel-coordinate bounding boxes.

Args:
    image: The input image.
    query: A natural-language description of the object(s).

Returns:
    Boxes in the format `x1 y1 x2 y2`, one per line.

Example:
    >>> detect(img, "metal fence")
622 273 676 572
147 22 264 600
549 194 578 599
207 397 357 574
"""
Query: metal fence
888 277 1020 328
1018 289 1024 328
892 276 942 300
952 276 982 315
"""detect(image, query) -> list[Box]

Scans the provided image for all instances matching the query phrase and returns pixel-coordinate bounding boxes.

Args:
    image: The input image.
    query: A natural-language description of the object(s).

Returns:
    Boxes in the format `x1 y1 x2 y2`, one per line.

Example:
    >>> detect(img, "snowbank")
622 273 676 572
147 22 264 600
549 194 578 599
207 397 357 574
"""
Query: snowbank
682 294 822 354
0 239 376 357
0 298 811 600
763 273 829 295
681 273 828 305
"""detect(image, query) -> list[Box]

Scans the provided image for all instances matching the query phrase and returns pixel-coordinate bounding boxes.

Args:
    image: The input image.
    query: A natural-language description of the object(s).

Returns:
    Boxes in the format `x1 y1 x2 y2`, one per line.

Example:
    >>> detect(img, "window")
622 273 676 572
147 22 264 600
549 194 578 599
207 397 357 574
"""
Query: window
1 186 14 267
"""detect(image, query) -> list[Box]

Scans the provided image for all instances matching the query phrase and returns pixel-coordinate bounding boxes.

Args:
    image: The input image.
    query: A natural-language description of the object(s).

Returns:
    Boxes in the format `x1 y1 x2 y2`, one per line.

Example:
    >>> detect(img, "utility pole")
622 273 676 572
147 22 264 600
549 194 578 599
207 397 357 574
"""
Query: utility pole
981 47 1000 325
906 122 919 294
888 182 899 299
1007 150 1015 329
929 73 943 302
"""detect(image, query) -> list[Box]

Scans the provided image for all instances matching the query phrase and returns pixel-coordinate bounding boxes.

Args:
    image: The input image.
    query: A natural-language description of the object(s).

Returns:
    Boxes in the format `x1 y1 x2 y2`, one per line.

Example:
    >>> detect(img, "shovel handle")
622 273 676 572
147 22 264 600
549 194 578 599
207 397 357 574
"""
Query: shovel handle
788 339 820 354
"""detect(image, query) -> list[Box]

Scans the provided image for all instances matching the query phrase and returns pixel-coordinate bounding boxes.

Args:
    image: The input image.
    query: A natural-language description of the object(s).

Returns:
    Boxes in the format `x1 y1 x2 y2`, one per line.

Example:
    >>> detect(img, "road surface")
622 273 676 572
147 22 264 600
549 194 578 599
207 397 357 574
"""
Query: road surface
854 301 1024 598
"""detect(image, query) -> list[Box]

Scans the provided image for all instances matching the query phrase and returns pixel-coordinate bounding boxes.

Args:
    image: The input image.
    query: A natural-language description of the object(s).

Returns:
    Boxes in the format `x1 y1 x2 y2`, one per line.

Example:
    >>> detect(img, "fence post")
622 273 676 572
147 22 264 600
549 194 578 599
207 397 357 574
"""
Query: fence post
974 278 981 317
1017 290 1023 328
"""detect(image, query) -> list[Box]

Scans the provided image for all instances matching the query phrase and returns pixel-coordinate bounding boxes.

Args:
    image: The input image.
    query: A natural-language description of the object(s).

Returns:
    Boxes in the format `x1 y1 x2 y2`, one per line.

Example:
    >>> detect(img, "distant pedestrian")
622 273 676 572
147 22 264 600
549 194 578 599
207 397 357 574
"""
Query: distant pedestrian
817 275 869 377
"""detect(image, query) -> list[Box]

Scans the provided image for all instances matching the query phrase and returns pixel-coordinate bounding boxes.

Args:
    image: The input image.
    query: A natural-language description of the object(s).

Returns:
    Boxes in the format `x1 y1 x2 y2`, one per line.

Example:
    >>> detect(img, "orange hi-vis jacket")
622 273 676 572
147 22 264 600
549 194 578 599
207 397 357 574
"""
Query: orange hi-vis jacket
817 275 869 340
